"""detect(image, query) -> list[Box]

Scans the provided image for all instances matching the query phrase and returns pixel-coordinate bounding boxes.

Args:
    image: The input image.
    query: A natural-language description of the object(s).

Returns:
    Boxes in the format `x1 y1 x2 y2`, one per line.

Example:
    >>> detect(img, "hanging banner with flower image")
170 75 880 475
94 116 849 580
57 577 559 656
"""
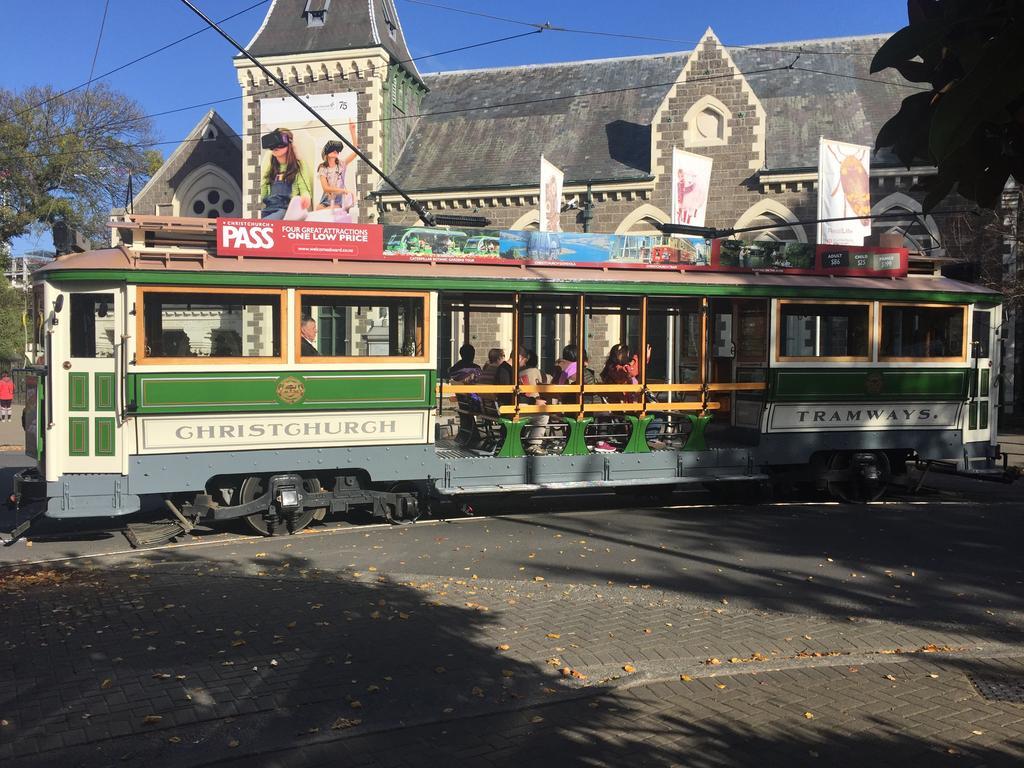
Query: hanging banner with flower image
817 138 871 245
671 148 713 227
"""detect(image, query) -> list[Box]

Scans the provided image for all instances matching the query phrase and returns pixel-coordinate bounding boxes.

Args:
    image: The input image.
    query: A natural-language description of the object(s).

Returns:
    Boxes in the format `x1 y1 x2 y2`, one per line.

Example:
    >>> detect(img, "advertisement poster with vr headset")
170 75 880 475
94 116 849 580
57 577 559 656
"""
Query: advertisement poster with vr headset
259 93 360 223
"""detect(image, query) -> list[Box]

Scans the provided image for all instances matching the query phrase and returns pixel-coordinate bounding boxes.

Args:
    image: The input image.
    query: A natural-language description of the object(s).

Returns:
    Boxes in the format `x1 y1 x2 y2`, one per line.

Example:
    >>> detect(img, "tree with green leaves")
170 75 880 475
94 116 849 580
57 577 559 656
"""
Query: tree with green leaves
0 83 162 247
872 0 1024 211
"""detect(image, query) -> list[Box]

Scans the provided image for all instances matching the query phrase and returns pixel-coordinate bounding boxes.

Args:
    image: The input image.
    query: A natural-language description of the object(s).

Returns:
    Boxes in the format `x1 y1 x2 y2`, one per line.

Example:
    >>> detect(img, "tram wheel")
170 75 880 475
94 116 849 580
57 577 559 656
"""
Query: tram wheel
825 451 891 504
241 476 319 536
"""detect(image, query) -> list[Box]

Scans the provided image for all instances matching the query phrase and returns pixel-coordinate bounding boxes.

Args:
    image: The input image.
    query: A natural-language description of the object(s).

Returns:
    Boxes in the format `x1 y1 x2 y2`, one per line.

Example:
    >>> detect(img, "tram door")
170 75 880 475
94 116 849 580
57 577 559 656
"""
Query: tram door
964 305 998 448
707 298 768 429
58 288 124 474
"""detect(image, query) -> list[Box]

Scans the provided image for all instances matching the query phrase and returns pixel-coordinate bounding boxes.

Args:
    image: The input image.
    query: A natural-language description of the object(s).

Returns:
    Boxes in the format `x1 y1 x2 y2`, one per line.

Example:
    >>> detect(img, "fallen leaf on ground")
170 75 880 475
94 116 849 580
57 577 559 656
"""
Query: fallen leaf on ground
706 658 722 666
715 683 727 690
331 717 361 730
228 739 240 748
680 674 693 682
622 664 636 674
884 674 897 681
804 711 814 719
167 736 181 744
142 715 162 725
546 633 561 639
497 643 511 651
100 679 113 690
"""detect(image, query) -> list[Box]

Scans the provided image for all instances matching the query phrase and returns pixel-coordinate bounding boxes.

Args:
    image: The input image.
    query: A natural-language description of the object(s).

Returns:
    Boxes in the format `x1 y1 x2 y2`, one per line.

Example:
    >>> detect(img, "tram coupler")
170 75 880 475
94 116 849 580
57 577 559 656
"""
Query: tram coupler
4 469 47 546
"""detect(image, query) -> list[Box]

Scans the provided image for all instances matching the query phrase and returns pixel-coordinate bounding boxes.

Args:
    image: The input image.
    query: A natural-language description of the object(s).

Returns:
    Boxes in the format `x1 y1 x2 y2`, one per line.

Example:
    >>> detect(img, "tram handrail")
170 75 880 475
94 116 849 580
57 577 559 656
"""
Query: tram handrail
500 401 722 415
440 382 766 395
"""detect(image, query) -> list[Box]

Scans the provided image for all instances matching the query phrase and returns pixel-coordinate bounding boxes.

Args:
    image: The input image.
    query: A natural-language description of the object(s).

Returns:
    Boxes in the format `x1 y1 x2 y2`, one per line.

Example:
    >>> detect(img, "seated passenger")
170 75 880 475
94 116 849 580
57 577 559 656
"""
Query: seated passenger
449 343 481 378
479 347 505 386
518 349 548 455
493 348 515 406
601 344 637 403
449 344 482 447
554 344 579 385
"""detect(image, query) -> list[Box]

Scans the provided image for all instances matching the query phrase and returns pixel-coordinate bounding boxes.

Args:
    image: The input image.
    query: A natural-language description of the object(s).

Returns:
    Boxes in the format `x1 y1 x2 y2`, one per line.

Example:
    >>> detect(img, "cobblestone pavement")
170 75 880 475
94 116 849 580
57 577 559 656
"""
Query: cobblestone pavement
1 481 1023 766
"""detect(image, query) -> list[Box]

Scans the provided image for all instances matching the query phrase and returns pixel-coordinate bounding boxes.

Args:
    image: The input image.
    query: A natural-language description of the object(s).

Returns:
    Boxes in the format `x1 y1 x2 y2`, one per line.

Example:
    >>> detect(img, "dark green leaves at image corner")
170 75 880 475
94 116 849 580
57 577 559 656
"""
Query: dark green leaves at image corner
870 0 1024 211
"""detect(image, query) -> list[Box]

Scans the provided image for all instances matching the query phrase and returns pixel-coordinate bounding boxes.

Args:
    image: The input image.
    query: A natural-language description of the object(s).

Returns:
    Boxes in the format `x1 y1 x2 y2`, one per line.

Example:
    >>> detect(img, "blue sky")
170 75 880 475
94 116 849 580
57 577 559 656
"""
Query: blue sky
7 0 909 254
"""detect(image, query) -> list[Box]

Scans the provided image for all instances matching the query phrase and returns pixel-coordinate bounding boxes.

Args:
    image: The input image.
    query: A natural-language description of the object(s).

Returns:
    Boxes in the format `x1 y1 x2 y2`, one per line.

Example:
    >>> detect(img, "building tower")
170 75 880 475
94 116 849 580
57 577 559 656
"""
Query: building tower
235 0 426 219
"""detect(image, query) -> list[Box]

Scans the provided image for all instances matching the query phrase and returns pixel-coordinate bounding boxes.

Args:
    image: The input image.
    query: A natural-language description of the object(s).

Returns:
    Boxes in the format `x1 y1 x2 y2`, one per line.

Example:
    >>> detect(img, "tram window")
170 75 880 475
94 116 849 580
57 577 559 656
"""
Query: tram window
70 294 115 359
299 292 426 359
971 309 991 359
140 290 282 359
779 302 870 360
880 305 965 359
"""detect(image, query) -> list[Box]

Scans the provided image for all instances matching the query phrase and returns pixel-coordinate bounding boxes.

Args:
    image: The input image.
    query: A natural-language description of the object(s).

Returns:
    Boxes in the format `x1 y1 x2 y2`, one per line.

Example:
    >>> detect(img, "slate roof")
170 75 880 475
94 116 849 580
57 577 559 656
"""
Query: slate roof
244 0 422 83
732 35 908 168
388 53 687 191
386 34 913 192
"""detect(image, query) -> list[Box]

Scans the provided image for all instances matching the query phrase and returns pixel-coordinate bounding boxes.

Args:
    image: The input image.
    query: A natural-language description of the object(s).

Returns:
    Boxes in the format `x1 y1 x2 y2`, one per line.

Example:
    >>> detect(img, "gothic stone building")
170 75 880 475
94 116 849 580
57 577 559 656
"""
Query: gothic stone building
133 0 1021 412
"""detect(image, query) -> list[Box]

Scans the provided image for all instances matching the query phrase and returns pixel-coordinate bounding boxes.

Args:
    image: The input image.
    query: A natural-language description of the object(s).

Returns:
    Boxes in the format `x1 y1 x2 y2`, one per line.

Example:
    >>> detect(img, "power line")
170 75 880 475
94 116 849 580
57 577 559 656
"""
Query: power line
790 65 929 91
399 0 880 57
10 65 796 163
28 55 925 157
27 28 546 148
8 0 271 121
41 0 111 227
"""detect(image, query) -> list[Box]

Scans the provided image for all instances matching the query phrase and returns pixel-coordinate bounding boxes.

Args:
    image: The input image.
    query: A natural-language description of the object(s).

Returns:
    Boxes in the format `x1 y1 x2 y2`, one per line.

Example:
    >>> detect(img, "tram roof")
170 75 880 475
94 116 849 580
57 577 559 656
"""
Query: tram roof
37 246 999 304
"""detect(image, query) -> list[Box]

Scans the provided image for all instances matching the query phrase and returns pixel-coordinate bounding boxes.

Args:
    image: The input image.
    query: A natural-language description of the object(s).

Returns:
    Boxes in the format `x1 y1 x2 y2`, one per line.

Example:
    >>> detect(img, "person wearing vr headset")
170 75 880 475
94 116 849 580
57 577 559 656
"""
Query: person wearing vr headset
316 122 358 216
260 128 313 219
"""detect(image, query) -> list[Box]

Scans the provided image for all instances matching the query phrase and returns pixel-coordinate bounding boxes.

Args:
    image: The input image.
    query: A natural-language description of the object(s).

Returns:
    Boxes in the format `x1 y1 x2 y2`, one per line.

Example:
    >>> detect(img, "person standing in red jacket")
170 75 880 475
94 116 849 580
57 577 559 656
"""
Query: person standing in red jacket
0 372 14 422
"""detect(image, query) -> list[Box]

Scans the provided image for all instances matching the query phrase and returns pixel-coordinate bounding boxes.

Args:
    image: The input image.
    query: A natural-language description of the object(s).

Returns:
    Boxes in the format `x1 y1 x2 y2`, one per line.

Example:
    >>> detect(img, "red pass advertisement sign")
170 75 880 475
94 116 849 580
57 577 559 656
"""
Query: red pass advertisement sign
216 218 382 260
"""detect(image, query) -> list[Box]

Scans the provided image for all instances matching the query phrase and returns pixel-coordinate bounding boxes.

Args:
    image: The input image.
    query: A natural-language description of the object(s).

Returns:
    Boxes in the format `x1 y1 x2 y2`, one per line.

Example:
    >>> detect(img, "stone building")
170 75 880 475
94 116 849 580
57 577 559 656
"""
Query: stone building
129 109 242 218
130 0 1020 412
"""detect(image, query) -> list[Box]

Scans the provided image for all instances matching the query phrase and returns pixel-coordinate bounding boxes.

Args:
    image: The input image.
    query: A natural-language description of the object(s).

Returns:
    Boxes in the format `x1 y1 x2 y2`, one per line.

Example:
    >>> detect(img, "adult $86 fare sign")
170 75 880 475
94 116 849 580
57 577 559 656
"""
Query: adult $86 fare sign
216 218 384 260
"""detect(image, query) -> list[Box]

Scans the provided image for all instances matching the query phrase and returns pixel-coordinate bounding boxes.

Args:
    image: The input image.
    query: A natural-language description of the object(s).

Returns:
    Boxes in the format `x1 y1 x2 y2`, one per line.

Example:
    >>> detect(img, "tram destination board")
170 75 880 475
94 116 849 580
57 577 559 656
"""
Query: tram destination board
216 218 908 278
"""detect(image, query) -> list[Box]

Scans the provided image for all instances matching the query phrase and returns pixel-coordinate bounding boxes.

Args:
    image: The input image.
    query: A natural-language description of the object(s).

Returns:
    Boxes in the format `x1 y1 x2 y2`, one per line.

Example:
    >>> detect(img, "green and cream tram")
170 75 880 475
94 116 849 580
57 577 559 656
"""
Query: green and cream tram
11 216 1005 538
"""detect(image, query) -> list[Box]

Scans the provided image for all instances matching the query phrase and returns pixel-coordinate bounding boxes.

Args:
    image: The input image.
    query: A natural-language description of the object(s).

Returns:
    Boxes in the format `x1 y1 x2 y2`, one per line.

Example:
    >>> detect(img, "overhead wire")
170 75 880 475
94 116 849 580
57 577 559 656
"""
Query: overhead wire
7 0 271 120
10 64 798 162
40 0 111 227
399 0 880 57
25 28 546 147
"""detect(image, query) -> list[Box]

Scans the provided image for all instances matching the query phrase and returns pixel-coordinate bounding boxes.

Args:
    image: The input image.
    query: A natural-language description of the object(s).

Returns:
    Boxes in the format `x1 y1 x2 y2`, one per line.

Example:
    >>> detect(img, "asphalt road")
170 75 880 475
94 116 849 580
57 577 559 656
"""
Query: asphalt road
2 452 1023 767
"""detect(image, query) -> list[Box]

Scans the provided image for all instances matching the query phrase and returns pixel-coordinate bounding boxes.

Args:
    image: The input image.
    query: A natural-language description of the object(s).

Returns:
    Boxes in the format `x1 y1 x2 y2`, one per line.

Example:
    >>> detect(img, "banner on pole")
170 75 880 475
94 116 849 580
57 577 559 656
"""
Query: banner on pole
539 156 564 232
817 138 871 245
671 148 713 227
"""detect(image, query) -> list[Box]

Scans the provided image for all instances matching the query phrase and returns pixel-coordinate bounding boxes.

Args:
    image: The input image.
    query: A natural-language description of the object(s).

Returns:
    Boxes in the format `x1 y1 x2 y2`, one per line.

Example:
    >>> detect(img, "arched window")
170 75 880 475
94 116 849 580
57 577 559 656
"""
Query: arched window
871 193 941 254
733 201 807 243
683 95 733 148
174 164 242 220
